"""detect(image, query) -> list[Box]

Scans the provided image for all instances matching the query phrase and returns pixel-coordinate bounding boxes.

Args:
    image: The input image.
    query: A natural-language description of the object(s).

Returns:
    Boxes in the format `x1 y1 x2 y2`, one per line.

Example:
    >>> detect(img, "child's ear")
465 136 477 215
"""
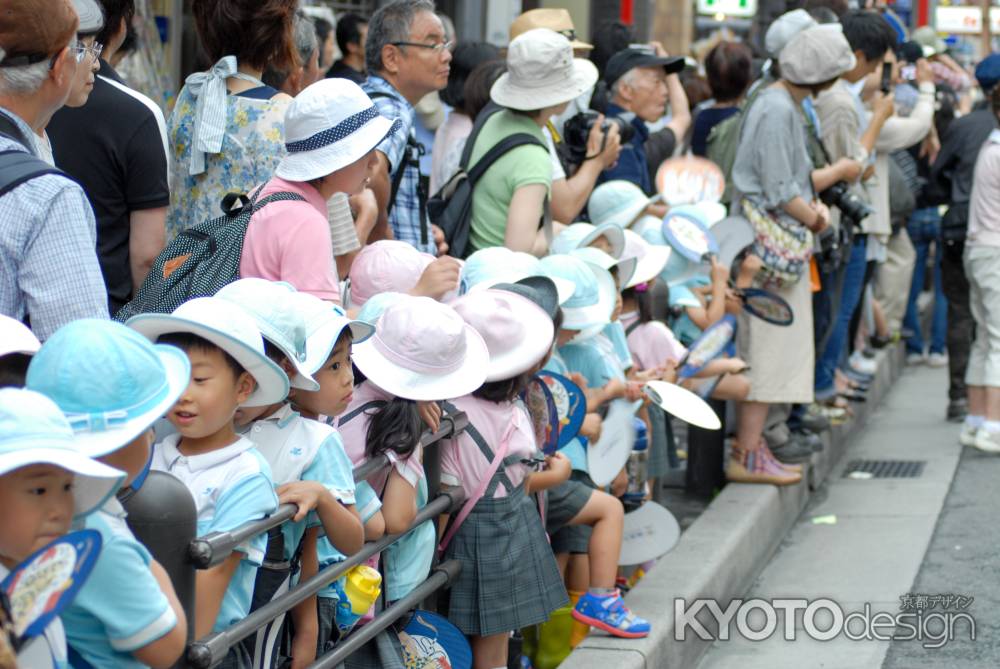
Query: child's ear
235 372 256 404
280 358 296 378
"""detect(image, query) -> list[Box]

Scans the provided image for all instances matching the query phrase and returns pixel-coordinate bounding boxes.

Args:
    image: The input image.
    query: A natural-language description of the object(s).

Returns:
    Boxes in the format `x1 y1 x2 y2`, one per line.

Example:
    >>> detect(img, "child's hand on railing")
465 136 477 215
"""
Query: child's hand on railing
277 481 330 521
417 400 442 433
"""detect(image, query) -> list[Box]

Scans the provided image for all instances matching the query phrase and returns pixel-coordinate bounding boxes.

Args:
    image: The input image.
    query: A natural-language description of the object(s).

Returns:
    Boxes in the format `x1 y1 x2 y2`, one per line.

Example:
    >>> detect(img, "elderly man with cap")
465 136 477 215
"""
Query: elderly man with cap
0 0 109 341
597 45 687 196
924 52 1000 423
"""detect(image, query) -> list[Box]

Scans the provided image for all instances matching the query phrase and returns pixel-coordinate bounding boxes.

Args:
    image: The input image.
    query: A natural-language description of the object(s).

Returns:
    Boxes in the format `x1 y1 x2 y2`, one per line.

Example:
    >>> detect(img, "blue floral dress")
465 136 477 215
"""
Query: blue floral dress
165 86 290 240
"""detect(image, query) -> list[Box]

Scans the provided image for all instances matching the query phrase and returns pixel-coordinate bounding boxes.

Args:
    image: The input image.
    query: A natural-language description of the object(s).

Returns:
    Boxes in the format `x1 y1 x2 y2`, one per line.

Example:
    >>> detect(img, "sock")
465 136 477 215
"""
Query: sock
966 415 985 429
984 420 1000 433
588 587 617 597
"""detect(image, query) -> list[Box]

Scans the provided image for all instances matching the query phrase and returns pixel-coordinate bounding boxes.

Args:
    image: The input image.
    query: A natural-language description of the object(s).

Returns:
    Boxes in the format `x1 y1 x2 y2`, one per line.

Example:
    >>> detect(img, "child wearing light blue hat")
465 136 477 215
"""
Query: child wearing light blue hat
25 319 190 669
126 297 288 666
0 388 126 669
214 279 368 667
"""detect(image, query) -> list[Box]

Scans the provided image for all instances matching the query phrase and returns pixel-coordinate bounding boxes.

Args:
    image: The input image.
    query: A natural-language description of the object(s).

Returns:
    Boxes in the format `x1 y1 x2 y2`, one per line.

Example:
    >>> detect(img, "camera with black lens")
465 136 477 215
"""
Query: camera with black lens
561 110 635 167
819 181 874 227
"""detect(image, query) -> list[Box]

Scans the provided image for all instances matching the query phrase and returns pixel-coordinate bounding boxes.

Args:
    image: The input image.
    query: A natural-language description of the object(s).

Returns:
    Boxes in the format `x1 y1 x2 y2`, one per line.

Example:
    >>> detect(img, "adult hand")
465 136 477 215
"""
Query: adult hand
872 91 895 120
649 40 669 58
836 157 864 183
431 224 449 256
915 58 934 86
411 256 461 300
920 129 941 164
808 201 830 234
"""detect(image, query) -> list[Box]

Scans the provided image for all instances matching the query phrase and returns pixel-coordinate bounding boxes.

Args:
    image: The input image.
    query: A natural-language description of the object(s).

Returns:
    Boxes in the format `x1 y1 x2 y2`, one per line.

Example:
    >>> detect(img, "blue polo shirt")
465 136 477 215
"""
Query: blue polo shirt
63 500 177 669
597 102 652 194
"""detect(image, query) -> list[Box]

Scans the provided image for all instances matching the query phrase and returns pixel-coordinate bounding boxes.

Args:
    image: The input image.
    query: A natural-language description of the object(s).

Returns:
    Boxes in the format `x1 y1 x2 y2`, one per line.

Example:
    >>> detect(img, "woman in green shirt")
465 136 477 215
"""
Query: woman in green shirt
467 28 597 255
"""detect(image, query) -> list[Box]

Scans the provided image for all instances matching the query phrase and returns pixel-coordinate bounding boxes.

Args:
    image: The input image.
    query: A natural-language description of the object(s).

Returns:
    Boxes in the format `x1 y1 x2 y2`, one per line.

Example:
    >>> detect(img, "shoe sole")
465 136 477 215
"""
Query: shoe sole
726 467 801 486
571 609 649 638
971 441 1000 454
959 433 978 447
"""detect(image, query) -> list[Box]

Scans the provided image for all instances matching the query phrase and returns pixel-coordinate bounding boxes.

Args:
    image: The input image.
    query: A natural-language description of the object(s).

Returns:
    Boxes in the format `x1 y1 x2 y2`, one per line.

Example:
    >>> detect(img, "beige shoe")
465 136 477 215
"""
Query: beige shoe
726 450 802 486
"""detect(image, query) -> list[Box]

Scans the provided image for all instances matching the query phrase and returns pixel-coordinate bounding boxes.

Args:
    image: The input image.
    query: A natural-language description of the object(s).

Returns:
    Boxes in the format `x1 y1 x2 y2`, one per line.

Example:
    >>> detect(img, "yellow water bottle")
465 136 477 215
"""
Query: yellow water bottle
335 565 382 635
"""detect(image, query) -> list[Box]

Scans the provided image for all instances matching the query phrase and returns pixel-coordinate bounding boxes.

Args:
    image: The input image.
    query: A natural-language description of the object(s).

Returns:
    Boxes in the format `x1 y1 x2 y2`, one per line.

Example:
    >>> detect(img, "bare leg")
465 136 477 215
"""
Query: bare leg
565 554 590 593
968 385 985 417
470 633 509 669
567 491 624 589
986 386 1000 421
710 374 751 401
737 401 769 453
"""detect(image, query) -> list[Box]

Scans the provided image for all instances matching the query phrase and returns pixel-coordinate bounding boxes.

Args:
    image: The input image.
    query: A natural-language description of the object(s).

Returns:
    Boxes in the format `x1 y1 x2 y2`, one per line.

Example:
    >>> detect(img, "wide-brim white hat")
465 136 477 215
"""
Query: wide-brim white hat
350 297 490 401
275 78 402 182
127 298 289 408
0 314 40 357
563 262 618 330
491 28 599 111
69 345 190 458
452 290 554 382
0 446 125 517
570 246 638 291
622 229 672 288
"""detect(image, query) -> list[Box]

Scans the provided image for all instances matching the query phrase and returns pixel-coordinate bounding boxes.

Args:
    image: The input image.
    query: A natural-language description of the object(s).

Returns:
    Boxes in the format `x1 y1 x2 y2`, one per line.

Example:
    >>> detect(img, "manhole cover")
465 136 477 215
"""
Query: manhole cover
842 459 926 479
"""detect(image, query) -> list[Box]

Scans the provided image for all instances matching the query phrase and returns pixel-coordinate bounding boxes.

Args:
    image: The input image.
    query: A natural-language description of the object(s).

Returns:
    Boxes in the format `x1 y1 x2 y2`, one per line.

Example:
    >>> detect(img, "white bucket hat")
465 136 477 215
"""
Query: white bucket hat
284 292 375 378
588 180 661 230
621 229 672 289
462 247 576 304
126 297 290 408
569 246 638 290
350 296 489 401
452 290 554 382
780 25 856 87
215 279 319 391
26 319 191 458
550 222 626 258
765 9 817 59
275 78 402 182
0 389 125 518
491 28 599 111
0 314 40 358
539 254 616 330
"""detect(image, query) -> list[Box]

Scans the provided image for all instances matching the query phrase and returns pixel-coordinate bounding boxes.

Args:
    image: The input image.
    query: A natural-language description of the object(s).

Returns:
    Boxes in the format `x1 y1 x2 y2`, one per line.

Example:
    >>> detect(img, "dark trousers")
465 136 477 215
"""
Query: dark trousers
941 239 974 401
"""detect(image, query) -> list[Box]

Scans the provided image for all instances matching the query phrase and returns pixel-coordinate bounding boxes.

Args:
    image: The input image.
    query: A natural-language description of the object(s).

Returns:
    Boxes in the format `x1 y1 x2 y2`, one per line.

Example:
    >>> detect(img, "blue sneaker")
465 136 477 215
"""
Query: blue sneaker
572 591 651 638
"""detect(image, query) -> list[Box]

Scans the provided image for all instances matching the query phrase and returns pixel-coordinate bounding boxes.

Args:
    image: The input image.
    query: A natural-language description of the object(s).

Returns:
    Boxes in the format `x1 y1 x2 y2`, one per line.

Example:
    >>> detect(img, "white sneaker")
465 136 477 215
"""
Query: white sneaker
972 428 1000 454
906 352 927 366
927 353 948 368
959 424 979 447
849 351 878 375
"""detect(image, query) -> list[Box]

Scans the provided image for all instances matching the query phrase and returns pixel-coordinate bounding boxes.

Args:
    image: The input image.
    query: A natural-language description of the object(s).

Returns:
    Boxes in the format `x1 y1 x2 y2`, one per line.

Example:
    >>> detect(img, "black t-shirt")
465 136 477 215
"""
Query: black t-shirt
47 60 169 314
326 60 366 84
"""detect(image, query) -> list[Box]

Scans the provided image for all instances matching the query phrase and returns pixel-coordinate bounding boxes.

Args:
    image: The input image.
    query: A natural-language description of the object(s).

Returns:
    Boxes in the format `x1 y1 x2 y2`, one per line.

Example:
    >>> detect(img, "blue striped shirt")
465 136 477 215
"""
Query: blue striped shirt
0 108 109 338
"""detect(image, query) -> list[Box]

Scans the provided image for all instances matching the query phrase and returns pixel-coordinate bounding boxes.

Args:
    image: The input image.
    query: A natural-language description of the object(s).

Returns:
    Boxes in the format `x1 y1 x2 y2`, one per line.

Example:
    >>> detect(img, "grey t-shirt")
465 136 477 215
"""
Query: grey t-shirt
731 86 813 216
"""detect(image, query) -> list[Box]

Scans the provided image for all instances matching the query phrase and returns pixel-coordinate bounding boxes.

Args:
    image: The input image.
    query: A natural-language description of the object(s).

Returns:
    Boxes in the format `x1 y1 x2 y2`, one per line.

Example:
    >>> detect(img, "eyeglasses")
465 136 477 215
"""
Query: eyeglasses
69 41 104 64
390 40 454 54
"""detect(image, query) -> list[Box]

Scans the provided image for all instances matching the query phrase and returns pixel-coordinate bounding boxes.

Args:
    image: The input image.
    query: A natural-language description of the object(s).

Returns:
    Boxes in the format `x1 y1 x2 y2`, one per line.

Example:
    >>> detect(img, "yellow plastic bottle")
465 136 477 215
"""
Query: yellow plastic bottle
335 565 382 635
533 604 573 669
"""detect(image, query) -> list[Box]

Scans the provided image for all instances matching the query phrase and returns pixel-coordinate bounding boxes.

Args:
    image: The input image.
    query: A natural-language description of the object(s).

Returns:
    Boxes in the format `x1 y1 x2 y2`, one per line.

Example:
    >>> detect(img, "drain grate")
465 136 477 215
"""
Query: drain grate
842 459 926 479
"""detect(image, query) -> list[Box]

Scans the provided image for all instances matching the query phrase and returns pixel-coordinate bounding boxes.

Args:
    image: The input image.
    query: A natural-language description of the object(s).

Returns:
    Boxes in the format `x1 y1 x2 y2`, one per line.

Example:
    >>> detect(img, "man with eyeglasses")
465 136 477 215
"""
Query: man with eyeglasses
362 0 452 256
0 0 109 343
48 0 171 317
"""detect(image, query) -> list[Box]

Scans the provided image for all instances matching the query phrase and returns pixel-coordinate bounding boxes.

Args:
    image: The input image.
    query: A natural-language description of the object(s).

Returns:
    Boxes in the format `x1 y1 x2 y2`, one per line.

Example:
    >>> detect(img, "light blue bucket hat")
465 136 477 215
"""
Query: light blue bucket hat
550 222 625 258
462 247 575 304
126 297 291 408
539 254 616 330
587 180 661 229
215 279 320 392
634 214 705 287
284 292 375 376
26 320 191 458
0 388 125 517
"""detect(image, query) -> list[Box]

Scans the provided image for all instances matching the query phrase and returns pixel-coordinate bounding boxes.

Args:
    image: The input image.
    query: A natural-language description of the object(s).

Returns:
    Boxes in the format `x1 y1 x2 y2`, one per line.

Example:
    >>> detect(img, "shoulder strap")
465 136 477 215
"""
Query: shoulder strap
0 150 64 198
0 111 33 151
459 102 503 170
465 133 544 186
368 91 417 218
338 400 387 427
625 319 642 336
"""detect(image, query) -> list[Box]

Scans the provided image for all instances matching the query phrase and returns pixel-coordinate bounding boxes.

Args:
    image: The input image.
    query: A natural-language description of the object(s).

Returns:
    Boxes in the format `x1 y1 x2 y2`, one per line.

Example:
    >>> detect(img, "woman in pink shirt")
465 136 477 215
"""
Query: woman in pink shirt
240 78 399 303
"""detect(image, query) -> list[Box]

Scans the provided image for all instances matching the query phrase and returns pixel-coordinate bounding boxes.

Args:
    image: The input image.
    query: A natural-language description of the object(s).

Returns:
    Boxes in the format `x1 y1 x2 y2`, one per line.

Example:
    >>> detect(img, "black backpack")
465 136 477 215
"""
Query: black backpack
0 112 65 197
114 188 304 322
428 103 546 258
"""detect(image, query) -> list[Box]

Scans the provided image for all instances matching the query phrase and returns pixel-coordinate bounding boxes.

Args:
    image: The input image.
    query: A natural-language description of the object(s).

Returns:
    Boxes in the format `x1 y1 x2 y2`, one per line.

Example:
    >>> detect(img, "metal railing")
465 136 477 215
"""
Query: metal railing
180 410 469 669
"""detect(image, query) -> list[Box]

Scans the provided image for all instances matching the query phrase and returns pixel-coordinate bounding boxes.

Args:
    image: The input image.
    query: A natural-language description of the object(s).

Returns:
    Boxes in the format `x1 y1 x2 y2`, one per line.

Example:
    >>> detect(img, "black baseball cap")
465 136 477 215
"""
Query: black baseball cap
603 47 685 87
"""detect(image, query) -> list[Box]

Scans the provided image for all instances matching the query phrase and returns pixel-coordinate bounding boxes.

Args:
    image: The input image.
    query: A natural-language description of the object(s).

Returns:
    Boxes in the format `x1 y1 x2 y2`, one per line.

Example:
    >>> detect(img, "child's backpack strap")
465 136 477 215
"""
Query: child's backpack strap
337 400 387 428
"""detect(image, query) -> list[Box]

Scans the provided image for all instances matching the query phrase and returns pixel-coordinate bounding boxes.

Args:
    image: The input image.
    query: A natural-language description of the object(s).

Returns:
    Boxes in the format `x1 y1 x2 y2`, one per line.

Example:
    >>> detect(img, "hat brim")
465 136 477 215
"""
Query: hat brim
275 115 402 183
607 194 660 230
713 216 756 270
350 326 490 401
300 319 376 387
570 39 594 51
561 263 617 330
490 58 598 111
481 291 555 382
627 245 672 288
492 277 561 321
581 222 626 258
0 331 40 358
0 445 124 517
126 314 290 408
468 270 575 305
70 345 192 458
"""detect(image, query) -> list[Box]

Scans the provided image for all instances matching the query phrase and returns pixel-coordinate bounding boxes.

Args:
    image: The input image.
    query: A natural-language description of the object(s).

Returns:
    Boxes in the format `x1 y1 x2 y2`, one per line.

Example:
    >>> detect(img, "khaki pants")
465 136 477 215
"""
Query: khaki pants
875 229 917 332
964 245 1000 388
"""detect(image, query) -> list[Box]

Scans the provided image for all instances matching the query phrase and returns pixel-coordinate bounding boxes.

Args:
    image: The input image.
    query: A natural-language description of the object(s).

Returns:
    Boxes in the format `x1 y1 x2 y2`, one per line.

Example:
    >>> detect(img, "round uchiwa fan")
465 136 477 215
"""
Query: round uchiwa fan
2 529 101 642
655 156 726 206
399 609 473 669
677 314 737 379
619 501 682 566
524 376 558 455
536 371 587 452
738 288 794 326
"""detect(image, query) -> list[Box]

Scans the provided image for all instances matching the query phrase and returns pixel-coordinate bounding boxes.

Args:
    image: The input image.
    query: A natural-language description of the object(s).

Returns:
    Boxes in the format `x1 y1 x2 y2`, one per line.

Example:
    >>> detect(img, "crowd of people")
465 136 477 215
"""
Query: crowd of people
2 0 1000 668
